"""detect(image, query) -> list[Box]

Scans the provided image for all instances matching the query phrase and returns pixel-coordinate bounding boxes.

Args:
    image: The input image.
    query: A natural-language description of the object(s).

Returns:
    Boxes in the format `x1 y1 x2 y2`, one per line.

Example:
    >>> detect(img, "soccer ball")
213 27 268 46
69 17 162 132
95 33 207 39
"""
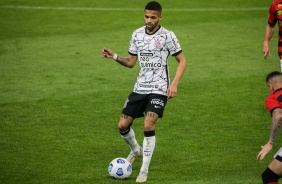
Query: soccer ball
108 158 132 179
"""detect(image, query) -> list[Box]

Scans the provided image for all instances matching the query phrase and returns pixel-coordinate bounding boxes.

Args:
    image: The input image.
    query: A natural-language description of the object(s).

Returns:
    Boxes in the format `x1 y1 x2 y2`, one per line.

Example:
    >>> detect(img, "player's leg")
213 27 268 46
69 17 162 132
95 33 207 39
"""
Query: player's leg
262 160 282 184
262 148 282 184
118 114 142 164
136 94 167 182
136 111 158 183
119 92 146 164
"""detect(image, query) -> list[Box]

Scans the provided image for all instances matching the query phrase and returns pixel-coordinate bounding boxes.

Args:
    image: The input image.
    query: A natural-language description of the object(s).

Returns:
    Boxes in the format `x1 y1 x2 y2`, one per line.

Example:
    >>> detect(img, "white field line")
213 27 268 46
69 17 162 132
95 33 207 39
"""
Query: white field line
0 5 268 12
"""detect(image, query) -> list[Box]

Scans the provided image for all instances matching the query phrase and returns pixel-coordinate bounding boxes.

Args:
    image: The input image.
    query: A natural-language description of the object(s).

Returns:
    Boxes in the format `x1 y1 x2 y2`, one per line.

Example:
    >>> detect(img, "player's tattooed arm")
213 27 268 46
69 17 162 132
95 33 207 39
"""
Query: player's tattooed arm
115 54 137 68
269 108 282 145
101 48 136 67
256 108 282 161
116 56 131 67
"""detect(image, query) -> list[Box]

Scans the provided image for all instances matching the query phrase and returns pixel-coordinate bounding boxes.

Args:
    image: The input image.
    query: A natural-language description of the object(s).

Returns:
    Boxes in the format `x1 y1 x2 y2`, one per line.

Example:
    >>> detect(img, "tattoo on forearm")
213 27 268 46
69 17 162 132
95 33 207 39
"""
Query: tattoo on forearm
270 110 282 144
116 56 129 67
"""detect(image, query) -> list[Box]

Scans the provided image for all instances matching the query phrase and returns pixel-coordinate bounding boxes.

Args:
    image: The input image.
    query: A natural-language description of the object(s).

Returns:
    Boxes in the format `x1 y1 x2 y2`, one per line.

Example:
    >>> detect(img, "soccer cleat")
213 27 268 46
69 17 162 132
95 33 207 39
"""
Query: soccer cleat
126 147 142 165
136 170 148 183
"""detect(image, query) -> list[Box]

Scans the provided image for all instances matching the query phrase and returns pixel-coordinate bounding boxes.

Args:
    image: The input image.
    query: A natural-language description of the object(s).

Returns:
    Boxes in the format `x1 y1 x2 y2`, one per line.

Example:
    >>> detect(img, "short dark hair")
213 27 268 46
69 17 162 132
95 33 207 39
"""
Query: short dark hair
266 71 282 83
145 1 162 13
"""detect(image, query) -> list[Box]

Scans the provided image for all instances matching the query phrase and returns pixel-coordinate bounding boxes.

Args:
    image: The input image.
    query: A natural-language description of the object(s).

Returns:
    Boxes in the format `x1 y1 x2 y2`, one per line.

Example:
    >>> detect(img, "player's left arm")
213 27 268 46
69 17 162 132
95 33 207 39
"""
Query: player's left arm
257 108 282 161
166 52 187 98
263 24 275 59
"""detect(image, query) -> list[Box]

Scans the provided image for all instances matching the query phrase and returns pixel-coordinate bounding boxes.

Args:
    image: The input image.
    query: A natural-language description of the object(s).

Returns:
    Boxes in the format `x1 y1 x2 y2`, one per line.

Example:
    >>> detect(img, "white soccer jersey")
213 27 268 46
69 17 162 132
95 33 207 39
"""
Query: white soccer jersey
128 26 182 96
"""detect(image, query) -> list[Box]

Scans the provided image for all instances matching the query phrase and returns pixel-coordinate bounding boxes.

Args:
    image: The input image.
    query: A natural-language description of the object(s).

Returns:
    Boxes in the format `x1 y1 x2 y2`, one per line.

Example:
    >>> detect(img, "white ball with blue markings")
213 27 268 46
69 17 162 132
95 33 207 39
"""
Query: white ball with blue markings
108 158 132 179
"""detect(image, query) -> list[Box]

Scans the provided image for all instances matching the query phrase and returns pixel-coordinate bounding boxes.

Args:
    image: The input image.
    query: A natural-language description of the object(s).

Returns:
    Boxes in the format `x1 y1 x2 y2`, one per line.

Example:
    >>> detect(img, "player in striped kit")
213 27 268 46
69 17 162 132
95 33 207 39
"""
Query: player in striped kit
102 1 186 182
263 0 282 71
257 71 282 184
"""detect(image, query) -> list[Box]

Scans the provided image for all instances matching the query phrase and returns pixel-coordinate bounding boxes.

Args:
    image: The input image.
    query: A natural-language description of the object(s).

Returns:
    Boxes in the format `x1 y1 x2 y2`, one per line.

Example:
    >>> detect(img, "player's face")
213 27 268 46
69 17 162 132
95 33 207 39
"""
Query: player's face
267 83 274 93
144 10 162 33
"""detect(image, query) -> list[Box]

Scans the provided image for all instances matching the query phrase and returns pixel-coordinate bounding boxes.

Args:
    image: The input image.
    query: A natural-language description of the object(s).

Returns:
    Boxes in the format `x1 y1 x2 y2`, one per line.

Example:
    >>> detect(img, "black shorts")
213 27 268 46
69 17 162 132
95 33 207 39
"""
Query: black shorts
122 92 168 118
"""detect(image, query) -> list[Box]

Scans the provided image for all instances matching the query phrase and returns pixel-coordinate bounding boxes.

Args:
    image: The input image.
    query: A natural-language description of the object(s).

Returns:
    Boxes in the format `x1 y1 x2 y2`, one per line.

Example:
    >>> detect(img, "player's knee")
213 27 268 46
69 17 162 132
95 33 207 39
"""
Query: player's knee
118 123 127 132
143 122 156 131
144 113 157 131
118 115 133 132
262 167 281 184
118 122 132 134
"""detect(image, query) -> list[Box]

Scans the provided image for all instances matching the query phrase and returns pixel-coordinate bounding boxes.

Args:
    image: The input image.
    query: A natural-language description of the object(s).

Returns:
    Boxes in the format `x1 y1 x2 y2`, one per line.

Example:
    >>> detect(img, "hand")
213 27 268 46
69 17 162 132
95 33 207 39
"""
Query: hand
257 143 273 161
101 48 114 59
166 83 177 99
263 42 270 59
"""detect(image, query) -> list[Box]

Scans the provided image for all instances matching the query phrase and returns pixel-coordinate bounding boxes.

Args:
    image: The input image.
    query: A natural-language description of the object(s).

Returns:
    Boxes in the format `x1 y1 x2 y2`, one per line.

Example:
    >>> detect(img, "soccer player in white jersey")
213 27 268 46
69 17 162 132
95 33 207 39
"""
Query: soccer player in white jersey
101 1 187 182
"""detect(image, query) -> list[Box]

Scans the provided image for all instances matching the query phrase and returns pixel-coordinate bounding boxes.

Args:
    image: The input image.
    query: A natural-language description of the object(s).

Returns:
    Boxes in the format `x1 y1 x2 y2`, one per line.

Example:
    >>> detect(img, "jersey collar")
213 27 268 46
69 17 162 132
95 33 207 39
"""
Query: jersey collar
145 25 161 35
273 88 282 94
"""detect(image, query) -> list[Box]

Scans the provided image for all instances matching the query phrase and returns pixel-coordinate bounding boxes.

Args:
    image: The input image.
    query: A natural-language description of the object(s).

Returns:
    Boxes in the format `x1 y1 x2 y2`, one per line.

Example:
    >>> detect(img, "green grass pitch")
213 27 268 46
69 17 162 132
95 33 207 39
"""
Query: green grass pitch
0 0 281 183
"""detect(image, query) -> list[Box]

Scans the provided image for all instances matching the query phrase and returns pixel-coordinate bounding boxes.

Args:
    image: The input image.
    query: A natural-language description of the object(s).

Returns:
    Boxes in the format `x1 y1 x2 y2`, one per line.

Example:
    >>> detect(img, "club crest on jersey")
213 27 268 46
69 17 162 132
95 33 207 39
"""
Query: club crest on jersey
153 38 163 49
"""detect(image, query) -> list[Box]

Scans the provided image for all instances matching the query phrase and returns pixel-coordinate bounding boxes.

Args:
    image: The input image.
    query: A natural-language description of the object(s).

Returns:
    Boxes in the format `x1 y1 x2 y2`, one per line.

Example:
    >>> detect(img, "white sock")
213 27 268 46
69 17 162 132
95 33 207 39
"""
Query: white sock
121 127 140 153
140 136 156 173
280 59 282 72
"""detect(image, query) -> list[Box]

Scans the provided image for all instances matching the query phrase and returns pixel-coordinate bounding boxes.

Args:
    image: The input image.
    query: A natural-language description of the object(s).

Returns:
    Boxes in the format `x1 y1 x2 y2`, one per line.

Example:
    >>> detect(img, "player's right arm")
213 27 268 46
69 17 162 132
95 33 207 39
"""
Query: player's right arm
101 48 137 68
115 54 137 68
263 24 275 59
257 108 282 161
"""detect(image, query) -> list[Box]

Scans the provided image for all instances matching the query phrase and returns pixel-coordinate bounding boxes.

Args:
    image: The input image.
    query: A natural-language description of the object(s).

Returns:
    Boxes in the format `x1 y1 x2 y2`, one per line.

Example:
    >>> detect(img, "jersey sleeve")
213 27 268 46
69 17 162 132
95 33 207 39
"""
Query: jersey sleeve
165 31 182 56
265 96 282 113
128 31 138 56
268 3 277 26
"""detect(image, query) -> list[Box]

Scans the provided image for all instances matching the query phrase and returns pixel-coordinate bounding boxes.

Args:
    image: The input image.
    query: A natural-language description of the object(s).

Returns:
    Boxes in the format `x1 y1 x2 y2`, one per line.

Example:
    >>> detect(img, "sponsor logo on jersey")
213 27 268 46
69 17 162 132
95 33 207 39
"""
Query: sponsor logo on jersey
140 53 153 57
139 53 161 68
139 84 159 89
140 62 162 68
277 10 282 16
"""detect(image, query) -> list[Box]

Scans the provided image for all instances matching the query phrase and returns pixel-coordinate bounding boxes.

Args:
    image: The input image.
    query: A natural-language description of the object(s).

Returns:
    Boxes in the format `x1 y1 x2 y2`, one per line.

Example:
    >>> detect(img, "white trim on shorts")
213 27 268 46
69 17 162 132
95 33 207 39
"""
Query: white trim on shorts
274 147 282 159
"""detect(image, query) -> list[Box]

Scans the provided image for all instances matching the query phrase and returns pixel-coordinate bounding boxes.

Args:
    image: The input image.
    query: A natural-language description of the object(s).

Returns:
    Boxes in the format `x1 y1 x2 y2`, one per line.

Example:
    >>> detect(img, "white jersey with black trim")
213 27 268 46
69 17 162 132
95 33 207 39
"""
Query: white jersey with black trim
128 26 182 96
